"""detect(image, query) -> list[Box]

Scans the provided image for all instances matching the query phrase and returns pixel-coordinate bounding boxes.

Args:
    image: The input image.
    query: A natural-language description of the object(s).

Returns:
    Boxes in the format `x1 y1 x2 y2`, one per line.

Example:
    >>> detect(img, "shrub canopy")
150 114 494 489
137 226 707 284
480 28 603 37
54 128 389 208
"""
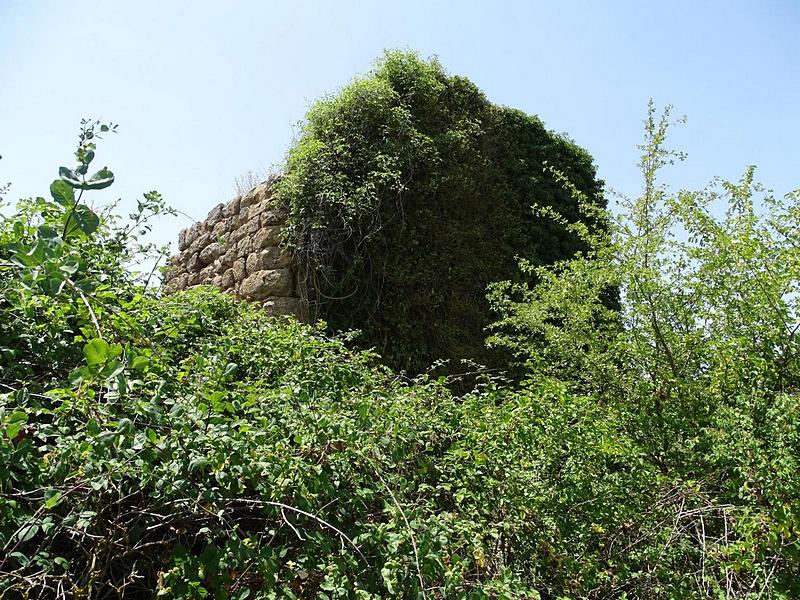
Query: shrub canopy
275 51 603 373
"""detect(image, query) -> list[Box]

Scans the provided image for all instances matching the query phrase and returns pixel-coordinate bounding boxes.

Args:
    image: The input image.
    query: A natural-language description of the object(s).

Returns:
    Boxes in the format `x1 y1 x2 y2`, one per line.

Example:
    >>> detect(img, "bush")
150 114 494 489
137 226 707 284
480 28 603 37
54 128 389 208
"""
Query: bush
2 98 797 598
489 103 800 597
274 51 604 374
2 123 633 598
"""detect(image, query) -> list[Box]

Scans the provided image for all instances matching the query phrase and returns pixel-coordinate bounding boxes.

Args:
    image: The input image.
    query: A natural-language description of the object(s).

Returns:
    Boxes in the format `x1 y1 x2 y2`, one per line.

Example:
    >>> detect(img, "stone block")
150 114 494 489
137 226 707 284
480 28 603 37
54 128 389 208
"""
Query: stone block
163 272 189 293
222 246 237 267
188 232 211 256
178 228 189 251
186 252 201 272
221 269 235 290
261 205 288 226
245 246 290 273
240 186 260 208
239 269 293 300
232 258 247 282
198 264 215 283
253 226 282 249
223 195 241 218
236 237 253 258
206 203 225 227
211 217 232 239
235 205 250 228
199 242 223 266
182 223 200 250
187 271 203 287
262 296 305 318
244 219 261 237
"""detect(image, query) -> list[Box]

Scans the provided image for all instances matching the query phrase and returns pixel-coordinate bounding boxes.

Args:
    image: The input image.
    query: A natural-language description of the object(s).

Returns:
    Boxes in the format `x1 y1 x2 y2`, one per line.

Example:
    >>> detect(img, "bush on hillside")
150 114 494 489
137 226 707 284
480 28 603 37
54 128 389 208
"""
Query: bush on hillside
274 51 604 374
489 103 800 597
1 100 798 598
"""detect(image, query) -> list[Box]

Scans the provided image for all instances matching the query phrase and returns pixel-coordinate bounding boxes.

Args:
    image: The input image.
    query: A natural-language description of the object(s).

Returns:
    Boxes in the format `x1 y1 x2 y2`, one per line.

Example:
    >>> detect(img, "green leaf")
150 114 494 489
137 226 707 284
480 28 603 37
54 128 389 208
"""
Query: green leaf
66 204 100 237
43 490 63 510
189 457 209 472
9 552 30 567
6 422 23 440
50 179 75 207
100 359 125 379
84 338 110 365
59 166 82 188
8 410 28 424
15 523 39 543
37 224 61 241
117 418 134 434
146 427 157 444
130 355 150 370
59 260 80 275
82 167 114 190
223 362 238 377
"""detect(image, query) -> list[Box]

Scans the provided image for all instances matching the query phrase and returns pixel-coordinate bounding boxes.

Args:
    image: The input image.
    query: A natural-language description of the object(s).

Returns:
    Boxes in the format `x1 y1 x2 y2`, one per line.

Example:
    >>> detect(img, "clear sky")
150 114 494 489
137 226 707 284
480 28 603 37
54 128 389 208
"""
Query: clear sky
2 0 798 254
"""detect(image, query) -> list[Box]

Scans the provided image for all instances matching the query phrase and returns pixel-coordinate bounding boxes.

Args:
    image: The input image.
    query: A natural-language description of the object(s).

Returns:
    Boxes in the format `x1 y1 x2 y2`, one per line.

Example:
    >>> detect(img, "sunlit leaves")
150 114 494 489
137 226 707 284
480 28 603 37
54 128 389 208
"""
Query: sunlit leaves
49 180 74 207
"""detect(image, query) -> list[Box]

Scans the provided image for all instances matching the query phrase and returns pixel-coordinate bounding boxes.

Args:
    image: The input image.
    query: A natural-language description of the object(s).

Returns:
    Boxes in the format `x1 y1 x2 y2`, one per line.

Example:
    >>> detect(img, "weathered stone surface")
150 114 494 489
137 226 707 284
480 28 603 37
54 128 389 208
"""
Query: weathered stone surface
199 264 215 282
249 200 267 219
221 269 235 290
236 237 253 258
199 242 223 266
182 223 200 250
165 272 189 293
189 232 211 256
246 246 292 272
263 296 305 318
223 196 241 218
186 252 201 272
206 203 225 227
245 251 260 276
253 226 282 249
232 258 247 282
240 187 260 208
222 246 237 267
162 180 303 320
178 228 189 251
244 219 261 238
187 271 203 287
261 205 288 226
239 269 293 300
211 217 232 239
235 205 250 229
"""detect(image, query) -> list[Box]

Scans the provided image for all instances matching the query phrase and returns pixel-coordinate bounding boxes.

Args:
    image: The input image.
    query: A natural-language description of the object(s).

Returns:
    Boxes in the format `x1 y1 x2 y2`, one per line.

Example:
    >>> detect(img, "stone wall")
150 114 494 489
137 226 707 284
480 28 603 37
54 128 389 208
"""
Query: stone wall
161 178 305 318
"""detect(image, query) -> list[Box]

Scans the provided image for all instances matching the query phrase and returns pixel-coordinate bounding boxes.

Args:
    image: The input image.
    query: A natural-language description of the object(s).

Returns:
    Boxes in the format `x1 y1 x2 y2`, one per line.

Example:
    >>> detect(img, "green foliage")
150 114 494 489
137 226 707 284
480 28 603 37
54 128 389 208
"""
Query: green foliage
1 99 798 597
2 123 623 598
3 283 651 598
275 51 603 374
489 102 800 597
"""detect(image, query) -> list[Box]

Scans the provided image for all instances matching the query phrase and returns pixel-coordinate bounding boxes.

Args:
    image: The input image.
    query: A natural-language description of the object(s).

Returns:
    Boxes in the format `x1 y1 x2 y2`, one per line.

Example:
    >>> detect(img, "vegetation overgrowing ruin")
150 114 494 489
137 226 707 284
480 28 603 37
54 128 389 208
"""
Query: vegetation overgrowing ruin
165 52 604 375
1 52 799 598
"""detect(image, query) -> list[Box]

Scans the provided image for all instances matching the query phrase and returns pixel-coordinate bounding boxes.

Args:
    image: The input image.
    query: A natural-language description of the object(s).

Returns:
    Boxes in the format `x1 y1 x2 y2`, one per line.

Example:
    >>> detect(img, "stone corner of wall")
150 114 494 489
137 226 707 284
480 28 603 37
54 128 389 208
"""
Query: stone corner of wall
161 179 305 320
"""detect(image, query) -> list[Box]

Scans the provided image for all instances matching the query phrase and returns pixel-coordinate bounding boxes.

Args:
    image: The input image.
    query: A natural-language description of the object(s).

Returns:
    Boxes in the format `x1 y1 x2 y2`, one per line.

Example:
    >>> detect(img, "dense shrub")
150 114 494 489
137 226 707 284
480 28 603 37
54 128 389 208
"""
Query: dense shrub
489 104 800 597
1 98 798 598
0 284 655 598
274 51 603 374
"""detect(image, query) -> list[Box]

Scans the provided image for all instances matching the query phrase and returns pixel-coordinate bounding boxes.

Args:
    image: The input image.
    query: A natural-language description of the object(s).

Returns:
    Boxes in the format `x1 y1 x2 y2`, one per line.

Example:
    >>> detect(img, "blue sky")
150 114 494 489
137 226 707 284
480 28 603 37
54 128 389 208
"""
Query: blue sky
1 1 798 253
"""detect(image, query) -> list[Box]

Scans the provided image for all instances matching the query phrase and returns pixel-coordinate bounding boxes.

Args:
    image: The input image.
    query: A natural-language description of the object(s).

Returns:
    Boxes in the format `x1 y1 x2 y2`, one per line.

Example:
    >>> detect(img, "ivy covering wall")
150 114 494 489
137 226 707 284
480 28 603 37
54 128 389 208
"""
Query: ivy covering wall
275 51 604 373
